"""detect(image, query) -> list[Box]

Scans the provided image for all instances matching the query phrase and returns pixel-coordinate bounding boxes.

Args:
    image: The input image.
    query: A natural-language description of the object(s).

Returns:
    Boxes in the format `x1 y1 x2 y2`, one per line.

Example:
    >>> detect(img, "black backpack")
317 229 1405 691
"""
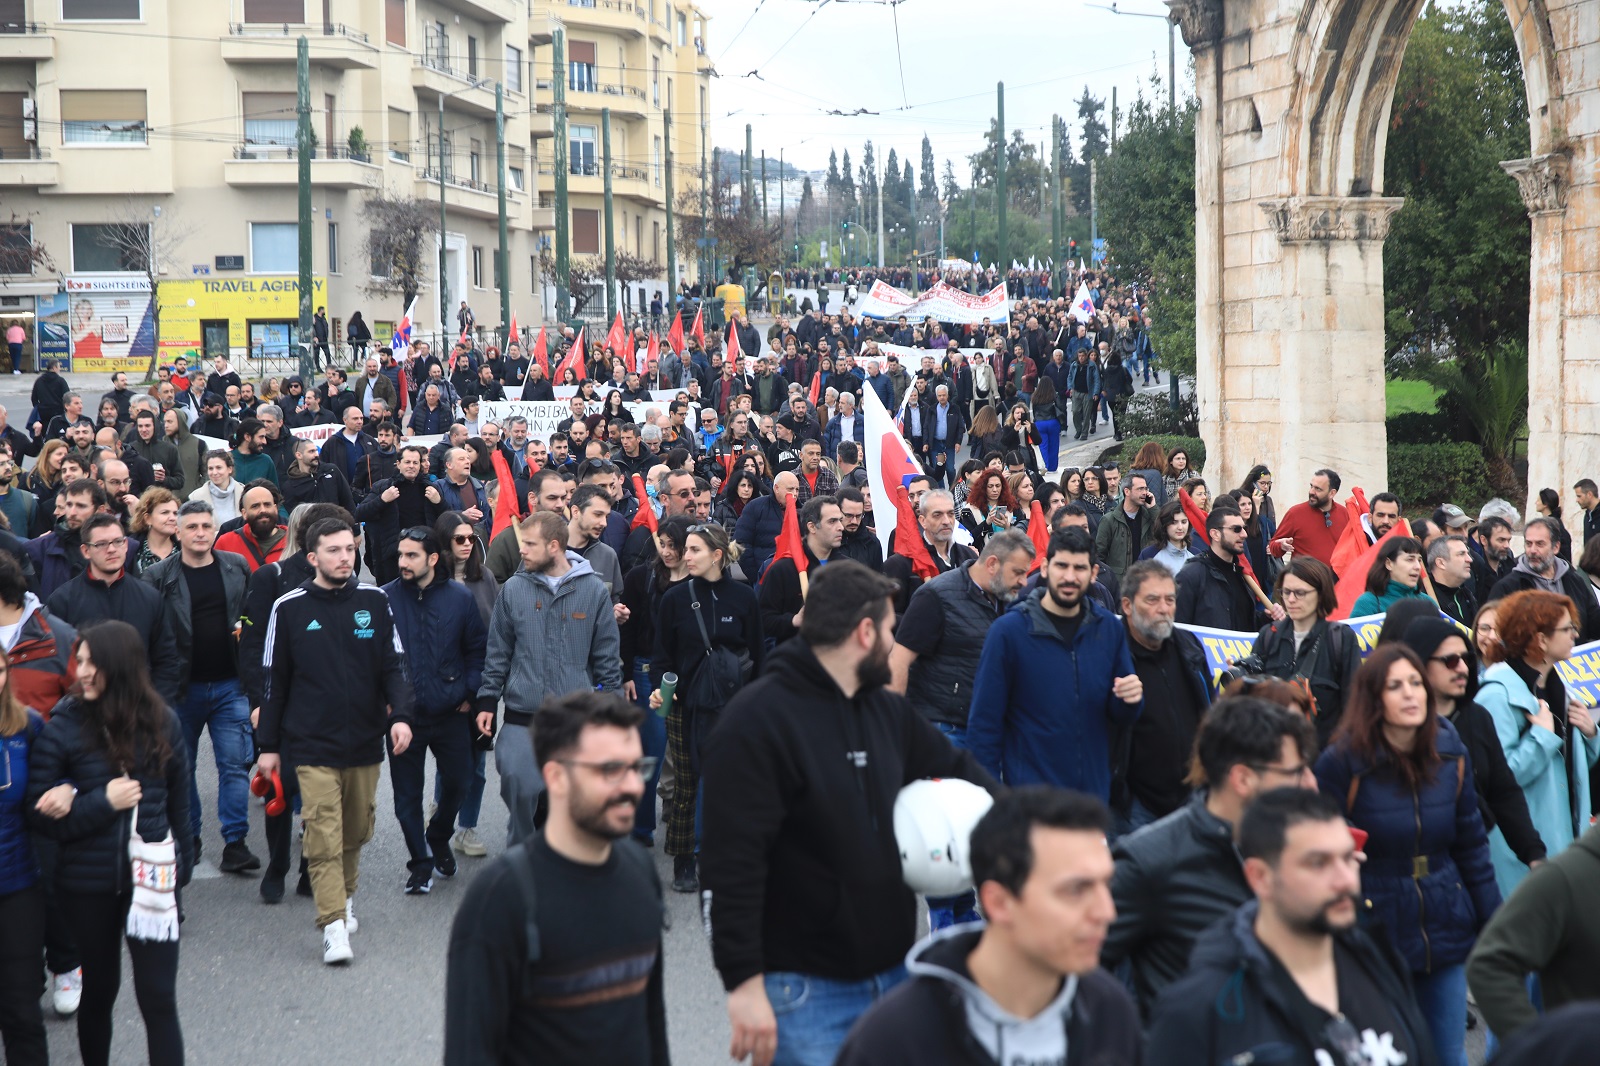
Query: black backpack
683 590 750 772
502 839 659 964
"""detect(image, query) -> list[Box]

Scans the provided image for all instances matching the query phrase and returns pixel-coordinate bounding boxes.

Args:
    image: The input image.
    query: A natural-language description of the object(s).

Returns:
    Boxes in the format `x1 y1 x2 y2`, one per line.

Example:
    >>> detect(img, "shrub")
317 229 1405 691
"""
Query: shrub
1388 443 1492 508
1097 434 1206 474
1116 391 1199 439
1386 410 1455 445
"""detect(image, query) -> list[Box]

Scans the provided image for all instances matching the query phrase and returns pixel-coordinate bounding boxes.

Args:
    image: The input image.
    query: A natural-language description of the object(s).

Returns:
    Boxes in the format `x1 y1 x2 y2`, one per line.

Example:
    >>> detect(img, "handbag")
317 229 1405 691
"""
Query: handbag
685 590 750 774
126 801 181 943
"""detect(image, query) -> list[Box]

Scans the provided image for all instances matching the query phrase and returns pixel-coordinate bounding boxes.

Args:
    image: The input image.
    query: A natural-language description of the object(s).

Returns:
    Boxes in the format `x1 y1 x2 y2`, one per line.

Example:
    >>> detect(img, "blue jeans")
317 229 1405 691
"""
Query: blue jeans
1412 964 1467 1066
765 966 908 1066
1112 795 1160 842
391 712 473 876
632 657 667 840
434 749 486 829
1035 418 1062 471
927 722 979 928
175 677 252 844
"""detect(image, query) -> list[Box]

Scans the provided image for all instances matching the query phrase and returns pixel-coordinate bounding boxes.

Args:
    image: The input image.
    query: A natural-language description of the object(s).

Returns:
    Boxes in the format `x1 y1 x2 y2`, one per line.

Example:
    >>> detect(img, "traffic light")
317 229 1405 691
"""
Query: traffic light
1069 238 1077 253
841 221 848 233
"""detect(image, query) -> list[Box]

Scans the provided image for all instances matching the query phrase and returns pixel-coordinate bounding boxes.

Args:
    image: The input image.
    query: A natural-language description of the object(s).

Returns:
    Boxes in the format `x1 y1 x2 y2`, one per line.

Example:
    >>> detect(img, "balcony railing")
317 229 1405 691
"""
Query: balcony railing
419 167 495 194
228 21 369 42
0 144 48 160
0 20 43 33
538 160 650 182
232 142 373 162
416 51 494 91
569 81 646 100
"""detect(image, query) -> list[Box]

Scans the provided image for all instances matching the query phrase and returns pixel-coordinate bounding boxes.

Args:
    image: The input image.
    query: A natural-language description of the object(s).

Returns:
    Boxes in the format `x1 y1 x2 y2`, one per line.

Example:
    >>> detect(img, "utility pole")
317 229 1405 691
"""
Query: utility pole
699 109 708 289
711 146 720 281
876 155 884 268
496 82 509 345
1090 157 1098 254
1052 114 1062 297
1112 86 1118 148
552 29 570 322
295 36 313 379
438 90 448 341
602 108 616 320
744 124 753 219
996 82 1007 279
664 109 676 310
779 148 786 264
760 151 767 220
969 170 977 294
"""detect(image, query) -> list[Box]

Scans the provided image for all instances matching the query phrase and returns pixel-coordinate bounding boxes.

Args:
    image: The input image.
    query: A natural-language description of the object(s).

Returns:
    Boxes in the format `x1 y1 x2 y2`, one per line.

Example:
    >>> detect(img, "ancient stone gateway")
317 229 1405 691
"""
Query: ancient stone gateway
1168 0 1592 514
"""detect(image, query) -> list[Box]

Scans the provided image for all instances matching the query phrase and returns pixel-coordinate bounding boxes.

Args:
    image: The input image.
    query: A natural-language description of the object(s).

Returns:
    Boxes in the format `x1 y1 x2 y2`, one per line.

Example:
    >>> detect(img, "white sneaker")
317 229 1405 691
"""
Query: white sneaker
321 919 353 964
345 897 358 934
52 968 82 1015
453 828 488 857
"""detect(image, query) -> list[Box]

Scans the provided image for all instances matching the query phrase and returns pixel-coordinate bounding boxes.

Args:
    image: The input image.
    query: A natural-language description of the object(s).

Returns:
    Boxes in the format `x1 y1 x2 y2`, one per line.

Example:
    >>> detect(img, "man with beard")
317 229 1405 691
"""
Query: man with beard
355 444 442 585
832 485 882 570
1116 561 1215 837
758 495 844 644
283 438 356 514
1267 468 1349 568
215 482 288 570
700 561 996 1066
1146 789 1432 1066
475 511 621 846
1471 513 1516 603
1490 515 1600 639
383 528 486 895
967 527 1144 800
444 691 666 1066
26 479 105 599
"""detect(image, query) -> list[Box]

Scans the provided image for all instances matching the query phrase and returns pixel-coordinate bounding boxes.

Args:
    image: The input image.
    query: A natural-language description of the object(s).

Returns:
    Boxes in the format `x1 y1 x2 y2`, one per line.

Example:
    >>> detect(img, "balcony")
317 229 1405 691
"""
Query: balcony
559 0 645 38
648 13 669 45
565 80 649 118
528 104 555 138
221 23 380 69
432 0 517 24
0 144 58 187
0 22 53 61
537 160 660 206
527 10 558 45
411 57 499 117
223 143 382 189
415 168 507 219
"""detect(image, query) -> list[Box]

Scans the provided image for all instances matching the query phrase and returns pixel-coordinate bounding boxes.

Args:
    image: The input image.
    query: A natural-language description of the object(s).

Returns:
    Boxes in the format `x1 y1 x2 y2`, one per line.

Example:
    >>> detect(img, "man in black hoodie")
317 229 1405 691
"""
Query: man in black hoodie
700 560 995 1066
836 787 1140 1066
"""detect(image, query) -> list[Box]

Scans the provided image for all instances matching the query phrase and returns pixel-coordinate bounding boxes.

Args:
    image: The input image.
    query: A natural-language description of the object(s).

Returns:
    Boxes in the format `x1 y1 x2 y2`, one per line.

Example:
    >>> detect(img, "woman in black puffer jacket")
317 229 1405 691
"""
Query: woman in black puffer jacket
27 620 191 1066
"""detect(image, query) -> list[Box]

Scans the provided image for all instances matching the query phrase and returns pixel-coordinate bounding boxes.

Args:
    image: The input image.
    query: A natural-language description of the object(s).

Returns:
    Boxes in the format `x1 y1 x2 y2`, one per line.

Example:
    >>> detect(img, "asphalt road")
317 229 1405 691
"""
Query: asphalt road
41 738 736 1065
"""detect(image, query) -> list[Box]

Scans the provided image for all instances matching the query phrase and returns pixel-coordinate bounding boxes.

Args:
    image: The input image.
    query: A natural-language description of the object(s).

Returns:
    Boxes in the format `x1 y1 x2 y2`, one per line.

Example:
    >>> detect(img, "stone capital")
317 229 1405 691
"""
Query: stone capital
1165 0 1223 49
1258 196 1405 243
1500 154 1569 216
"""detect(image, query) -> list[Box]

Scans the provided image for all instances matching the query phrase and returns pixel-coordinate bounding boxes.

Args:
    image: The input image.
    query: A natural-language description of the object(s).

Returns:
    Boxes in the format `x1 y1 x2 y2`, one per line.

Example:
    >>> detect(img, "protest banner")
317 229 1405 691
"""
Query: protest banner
480 399 656 445
852 279 1010 324
1557 640 1600 707
1177 614 1396 686
864 342 992 373
286 423 443 450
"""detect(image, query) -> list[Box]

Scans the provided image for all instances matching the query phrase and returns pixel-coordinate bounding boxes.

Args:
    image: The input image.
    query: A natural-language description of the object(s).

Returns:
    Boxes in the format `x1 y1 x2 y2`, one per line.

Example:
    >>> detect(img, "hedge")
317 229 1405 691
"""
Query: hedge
1095 435 1206 474
1388 442 1492 508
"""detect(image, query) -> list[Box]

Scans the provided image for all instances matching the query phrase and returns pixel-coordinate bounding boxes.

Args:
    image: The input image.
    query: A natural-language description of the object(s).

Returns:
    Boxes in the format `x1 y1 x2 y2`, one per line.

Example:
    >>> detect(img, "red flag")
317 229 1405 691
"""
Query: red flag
531 325 549 377
646 330 660 373
666 311 685 355
448 326 468 374
691 305 705 350
807 364 822 406
1027 499 1049 574
489 448 522 542
726 317 740 363
765 492 807 584
606 312 628 367
1329 489 1373 579
1180 487 1259 586
892 487 939 579
554 326 586 382
508 310 520 351
1331 518 1415 620
630 474 658 533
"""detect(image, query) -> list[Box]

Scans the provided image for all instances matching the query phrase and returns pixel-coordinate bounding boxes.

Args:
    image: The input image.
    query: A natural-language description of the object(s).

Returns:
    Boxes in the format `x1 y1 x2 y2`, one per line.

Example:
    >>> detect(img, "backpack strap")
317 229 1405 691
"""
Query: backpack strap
503 842 541 964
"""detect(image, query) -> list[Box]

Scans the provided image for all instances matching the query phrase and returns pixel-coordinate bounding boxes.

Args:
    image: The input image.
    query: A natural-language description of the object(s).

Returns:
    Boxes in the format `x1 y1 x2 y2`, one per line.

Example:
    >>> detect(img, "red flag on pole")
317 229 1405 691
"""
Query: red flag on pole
1329 488 1373 579
807 363 822 406
554 326 586 382
508 309 520 351
726 317 740 362
892 487 940 579
531 325 549 377
765 493 807 585
666 311 685 355
646 330 660 373
1330 518 1415 620
630 475 658 533
1027 499 1049 573
691 305 705 350
606 312 628 367
489 448 523 542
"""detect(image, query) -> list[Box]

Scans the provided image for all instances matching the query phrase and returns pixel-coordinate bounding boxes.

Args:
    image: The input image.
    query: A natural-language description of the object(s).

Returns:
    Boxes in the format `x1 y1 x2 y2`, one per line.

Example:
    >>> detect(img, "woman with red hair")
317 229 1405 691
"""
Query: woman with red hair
1315 643 1500 1066
955 469 1015 551
1476 589 1600 897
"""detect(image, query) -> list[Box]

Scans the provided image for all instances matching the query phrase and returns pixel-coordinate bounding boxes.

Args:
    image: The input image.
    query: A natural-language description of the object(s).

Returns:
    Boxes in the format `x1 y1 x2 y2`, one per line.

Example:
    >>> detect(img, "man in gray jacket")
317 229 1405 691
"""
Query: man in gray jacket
474 509 622 845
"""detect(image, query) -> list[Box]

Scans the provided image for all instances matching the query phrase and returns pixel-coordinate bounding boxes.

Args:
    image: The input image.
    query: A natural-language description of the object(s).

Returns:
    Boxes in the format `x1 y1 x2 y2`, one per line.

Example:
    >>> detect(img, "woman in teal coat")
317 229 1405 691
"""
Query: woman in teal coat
1474 589 1600 897
1350 535 1432 616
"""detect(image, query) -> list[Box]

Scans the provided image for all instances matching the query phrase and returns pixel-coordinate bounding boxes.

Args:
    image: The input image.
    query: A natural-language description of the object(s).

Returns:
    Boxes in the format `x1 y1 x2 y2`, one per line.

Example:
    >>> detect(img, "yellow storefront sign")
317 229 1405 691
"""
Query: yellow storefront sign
158 277 328 355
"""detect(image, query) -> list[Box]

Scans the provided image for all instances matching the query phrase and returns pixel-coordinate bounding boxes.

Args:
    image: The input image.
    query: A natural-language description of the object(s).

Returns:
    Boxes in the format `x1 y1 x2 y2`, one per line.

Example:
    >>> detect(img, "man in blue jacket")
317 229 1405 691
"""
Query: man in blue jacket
967 526 1143 800
383 527 487 895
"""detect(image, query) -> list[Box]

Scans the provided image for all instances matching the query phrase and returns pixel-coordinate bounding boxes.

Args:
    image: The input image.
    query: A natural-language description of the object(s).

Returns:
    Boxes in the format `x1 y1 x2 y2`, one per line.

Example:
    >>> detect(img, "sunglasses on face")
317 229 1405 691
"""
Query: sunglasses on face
1429 653 1469 669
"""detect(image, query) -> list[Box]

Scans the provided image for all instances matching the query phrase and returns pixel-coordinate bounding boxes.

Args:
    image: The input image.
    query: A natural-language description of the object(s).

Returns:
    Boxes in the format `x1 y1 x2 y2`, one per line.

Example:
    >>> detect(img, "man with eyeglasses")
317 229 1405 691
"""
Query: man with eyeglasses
445 690 666 1066
382 526 487 896
45 511 181 704
1178 507 1285 631
620 468 697 573
476 510 622 846
1102 696 1318 1019
1147 789 1431 1066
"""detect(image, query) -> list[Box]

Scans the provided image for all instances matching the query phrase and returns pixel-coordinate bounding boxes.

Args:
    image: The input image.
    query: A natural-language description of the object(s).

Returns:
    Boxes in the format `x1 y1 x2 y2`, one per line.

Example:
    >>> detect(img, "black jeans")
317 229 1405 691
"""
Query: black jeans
0 885 47 1066
60 891 183 1066
389 712 473 876
264 754 303 880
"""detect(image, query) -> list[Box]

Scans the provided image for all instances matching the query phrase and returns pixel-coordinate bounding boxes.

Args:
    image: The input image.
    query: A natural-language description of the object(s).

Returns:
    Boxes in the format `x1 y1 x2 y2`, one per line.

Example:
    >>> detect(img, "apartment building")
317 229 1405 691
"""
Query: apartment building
0 0 712 375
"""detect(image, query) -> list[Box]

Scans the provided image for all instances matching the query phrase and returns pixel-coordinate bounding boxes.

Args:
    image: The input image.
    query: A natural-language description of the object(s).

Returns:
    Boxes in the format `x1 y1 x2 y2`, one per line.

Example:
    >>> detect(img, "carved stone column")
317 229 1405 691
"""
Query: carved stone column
1500 153 1570 215
1258 197 1406 243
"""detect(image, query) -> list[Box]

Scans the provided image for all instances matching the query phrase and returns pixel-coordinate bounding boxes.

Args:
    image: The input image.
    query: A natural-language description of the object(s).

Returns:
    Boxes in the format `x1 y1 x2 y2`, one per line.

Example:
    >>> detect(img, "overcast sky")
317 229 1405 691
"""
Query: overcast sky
695 0 1186 178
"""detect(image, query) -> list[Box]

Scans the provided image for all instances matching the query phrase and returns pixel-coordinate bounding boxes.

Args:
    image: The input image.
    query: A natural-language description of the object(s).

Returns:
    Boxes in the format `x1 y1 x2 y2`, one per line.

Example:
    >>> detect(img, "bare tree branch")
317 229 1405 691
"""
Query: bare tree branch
361 187 440 311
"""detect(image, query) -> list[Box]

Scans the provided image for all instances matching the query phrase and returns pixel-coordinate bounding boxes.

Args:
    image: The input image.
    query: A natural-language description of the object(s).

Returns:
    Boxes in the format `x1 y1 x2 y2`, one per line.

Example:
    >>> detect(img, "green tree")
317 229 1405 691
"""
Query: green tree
825 149 841 205
902 160 915 212
1077 87 1108 163
920 135 939 203
840 148 857 214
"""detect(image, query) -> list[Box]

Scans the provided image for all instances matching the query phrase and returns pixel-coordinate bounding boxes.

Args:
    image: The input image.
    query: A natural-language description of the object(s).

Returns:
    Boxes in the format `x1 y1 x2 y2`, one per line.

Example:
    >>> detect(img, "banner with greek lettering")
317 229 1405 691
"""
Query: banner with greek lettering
862 342 993 374
1176 615 1389 686
479 399 656 446
1556 641 1600 708
853 279 1011 324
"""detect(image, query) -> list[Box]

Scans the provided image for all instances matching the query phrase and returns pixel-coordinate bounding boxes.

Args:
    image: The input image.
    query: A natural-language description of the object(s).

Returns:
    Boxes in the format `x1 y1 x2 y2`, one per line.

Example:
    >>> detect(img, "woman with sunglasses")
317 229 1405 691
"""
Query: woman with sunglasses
1249 557 1363 744
1313 643 1500 1066
649 522 763 895
0 646 49 1063
1475 590 1600 898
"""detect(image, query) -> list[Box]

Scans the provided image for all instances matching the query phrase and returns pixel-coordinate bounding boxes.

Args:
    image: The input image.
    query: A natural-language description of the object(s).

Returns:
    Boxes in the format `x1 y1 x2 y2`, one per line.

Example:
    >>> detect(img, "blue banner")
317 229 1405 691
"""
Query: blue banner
1175 613 1461 687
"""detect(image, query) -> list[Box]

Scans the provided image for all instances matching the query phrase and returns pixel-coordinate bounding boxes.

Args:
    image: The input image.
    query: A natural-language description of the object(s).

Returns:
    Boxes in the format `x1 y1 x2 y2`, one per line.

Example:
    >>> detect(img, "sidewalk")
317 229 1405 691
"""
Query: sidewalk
1052 376 1176 473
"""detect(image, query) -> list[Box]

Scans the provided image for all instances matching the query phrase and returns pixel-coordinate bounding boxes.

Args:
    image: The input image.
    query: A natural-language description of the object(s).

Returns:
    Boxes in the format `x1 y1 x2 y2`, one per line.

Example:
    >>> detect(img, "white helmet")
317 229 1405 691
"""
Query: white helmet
894 778 995 896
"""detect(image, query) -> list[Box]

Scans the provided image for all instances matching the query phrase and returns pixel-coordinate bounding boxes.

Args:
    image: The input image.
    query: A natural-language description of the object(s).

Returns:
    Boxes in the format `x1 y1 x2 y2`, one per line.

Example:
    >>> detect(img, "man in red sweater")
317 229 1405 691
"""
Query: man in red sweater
215 483 288 571
1267 468 1348 566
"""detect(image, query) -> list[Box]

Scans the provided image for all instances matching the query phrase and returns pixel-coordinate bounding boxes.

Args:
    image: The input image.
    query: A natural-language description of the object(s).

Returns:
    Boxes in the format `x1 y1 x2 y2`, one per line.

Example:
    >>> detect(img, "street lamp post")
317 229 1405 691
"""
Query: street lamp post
436 80 488 347
1089 2 1177 116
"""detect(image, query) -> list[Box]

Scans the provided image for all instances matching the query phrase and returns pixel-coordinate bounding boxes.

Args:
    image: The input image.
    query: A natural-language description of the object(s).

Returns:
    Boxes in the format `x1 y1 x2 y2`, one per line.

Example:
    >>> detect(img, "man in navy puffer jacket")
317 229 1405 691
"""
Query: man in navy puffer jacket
382 528 486 894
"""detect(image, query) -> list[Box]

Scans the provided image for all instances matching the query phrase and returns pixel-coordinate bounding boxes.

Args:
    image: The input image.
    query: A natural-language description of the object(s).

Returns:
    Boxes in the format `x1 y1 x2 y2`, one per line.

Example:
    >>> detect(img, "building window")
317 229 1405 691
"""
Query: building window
677 11 686 47
470 139 482 184
635 215 642 258
653 136 661 186
250 222 298 273
569 124 596 176
572 209 600 254
327 221 339 273
62 0 140 17
60 90 147 145
651 56 660 106
652 220 660 263
0 224 34 276
387 108 410 162
472 247 483 289
71 223 146 272
506 46 523 93
242 0 303 22
509 166 524 192
384 0 405 46
493 249 504 290
242 92 297 147
467 36 478 78
568 41 596 93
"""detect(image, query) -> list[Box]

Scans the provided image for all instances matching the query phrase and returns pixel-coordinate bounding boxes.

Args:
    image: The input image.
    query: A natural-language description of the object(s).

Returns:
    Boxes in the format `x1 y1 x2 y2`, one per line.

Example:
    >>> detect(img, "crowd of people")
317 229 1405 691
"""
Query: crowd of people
4 274 1600 1066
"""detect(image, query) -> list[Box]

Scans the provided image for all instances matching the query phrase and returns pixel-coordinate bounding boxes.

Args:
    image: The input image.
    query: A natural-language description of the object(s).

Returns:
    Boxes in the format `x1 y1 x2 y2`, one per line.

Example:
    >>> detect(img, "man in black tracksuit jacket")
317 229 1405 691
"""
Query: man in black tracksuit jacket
257 527 414 951
699 561 997 1065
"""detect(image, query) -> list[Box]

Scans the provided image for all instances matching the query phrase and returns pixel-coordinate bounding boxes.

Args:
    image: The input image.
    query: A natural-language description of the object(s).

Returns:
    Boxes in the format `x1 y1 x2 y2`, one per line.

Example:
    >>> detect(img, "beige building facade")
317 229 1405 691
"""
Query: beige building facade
0 0 712 373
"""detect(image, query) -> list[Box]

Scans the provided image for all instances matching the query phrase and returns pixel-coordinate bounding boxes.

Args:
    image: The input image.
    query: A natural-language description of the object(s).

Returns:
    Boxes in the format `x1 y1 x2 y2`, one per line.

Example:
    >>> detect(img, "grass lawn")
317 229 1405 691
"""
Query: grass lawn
1386 378 1442 416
